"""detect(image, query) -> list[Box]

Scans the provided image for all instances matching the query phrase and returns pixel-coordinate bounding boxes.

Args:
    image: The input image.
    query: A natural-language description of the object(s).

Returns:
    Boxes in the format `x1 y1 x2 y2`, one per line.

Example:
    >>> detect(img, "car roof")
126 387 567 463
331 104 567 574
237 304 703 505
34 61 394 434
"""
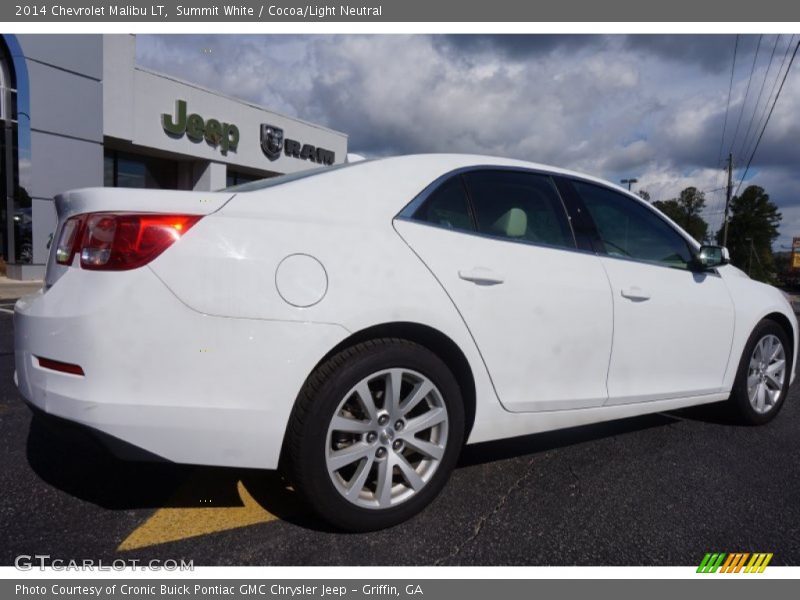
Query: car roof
227 153 638 200
364 153 638 196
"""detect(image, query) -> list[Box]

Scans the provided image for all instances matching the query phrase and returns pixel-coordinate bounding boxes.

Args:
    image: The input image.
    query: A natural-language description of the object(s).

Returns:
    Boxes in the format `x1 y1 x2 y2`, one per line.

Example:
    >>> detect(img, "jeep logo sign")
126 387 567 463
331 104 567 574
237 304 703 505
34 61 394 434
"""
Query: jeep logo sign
162 100 239 155
260 123 336 165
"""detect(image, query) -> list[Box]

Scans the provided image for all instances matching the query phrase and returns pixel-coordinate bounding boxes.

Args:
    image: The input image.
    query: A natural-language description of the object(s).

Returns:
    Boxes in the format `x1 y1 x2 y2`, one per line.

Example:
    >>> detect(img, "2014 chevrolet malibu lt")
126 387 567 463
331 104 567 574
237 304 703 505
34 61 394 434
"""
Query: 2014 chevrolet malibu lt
14 154 797 530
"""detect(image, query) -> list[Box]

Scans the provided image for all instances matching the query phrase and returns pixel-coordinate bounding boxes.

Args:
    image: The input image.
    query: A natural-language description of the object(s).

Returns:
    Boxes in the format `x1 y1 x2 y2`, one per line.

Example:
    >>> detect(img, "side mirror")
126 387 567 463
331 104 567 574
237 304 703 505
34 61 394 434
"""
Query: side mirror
694 245 730 270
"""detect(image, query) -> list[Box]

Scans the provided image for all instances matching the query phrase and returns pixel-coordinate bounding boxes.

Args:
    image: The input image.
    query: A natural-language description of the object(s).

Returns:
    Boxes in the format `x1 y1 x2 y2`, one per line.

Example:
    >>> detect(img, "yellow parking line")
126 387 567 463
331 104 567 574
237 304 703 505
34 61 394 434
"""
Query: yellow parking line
117 480 278 551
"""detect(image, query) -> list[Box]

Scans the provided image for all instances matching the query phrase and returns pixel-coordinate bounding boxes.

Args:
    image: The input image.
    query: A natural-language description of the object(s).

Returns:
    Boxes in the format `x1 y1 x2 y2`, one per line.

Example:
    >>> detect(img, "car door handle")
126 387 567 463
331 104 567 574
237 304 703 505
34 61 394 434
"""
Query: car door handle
620 286 651 301
458 268 505 286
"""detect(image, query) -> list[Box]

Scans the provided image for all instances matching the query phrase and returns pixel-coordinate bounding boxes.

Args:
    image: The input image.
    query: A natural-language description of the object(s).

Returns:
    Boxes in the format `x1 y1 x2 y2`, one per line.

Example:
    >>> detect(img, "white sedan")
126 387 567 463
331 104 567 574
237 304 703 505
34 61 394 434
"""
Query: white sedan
14 154 797 531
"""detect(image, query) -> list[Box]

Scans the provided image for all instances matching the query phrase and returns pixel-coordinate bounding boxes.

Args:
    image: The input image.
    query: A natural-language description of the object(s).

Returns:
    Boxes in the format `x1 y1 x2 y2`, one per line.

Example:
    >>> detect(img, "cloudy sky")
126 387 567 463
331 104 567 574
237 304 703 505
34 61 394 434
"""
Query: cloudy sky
137 34 800 247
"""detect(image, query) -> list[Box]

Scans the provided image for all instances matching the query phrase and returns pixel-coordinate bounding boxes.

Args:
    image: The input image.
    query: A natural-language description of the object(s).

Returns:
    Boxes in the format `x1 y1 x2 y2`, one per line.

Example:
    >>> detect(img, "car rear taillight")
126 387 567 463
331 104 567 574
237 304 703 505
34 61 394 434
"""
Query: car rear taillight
76 213 202 271
55 212 201 271
55 215 86 265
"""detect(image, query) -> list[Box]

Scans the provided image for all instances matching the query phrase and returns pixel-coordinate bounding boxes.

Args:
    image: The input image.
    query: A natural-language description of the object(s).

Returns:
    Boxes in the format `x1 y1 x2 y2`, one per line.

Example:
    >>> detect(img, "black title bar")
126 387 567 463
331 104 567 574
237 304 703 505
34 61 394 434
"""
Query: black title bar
3 0 800 22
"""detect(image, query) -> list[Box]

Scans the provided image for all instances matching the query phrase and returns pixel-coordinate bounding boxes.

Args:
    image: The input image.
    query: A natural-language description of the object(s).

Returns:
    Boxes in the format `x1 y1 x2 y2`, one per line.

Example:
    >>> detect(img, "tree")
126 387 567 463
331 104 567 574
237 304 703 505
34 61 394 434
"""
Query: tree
652 186 709 243
773 251 792 284
715 185 781 283
637 190 651 202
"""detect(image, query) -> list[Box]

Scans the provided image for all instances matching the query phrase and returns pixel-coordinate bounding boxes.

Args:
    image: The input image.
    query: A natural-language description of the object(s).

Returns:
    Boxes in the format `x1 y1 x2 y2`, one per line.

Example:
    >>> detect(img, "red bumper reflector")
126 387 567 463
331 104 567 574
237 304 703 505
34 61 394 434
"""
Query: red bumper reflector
37 357 85 376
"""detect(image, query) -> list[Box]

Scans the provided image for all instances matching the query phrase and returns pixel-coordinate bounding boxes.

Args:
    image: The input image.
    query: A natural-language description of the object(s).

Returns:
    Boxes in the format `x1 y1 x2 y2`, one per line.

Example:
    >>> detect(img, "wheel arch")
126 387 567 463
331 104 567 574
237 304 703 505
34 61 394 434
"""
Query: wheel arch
763 311 796 359
278 321 477 472
320 322 475 438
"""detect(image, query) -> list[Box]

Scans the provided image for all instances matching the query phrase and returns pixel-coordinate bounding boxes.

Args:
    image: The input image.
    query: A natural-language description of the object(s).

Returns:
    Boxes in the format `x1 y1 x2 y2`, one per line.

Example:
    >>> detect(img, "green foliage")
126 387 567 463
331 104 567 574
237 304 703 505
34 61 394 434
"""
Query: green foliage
774 251 791 276
715 185 782 283
652 186 709 243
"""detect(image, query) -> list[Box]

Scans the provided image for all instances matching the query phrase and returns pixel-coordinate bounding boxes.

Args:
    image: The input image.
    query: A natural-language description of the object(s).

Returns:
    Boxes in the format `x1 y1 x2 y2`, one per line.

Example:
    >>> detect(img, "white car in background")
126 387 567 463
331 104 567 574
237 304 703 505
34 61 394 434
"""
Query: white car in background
14 154 797 531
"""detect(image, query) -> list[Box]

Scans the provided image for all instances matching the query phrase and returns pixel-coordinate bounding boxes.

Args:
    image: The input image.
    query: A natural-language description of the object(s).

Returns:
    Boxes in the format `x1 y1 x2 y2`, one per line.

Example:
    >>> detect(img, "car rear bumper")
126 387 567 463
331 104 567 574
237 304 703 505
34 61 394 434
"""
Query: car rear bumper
14 266 349 469
20 392 168 462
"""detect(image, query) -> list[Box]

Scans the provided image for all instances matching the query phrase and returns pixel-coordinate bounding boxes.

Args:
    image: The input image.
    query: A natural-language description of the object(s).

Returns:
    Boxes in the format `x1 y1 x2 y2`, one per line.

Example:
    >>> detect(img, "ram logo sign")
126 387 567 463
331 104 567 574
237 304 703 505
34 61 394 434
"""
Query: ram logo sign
259 124 336 165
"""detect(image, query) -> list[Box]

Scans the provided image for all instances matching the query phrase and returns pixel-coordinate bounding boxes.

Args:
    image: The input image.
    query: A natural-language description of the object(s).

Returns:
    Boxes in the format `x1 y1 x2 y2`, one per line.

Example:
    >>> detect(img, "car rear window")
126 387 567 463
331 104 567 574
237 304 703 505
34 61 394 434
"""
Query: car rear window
413 176 475 231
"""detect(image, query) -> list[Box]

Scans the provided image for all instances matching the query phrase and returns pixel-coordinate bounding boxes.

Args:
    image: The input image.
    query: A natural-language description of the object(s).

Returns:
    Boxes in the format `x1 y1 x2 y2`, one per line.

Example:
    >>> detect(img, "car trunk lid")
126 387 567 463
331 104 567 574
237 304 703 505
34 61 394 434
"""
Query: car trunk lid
45 187 235 287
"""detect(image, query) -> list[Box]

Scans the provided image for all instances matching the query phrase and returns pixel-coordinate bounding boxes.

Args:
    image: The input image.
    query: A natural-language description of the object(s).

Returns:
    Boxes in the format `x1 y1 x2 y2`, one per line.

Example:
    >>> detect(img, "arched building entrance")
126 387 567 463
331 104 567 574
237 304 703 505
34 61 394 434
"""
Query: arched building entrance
0 35 32 268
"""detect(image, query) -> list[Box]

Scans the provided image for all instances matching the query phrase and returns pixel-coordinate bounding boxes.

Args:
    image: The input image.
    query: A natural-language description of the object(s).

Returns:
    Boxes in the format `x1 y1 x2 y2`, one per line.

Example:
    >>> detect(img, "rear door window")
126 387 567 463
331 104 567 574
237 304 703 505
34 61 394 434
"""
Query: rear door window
462 170 575 249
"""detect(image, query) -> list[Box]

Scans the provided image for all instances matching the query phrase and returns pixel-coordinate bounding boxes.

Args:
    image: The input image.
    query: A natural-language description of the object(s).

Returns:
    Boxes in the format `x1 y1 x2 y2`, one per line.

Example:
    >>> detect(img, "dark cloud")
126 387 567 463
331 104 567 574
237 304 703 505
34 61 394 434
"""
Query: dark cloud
438 34 761 74
433 34 601 60
623 34 749 73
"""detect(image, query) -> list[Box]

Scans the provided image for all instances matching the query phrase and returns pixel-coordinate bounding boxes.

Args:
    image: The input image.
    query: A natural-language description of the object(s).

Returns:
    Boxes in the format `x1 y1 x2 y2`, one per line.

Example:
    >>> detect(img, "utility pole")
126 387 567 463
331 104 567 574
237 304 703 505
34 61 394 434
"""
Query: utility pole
722 153 733 247
620 178 638 191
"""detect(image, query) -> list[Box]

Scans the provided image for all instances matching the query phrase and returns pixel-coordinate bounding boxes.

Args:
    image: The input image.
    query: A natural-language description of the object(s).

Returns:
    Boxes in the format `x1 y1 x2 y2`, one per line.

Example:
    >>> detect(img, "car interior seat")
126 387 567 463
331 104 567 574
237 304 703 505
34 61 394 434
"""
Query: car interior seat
492 207 528 238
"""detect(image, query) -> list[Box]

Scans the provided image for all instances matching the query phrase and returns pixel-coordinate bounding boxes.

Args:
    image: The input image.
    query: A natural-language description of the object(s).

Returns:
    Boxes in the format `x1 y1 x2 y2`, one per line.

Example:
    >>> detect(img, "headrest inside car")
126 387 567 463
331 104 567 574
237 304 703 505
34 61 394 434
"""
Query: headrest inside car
493 208 527 237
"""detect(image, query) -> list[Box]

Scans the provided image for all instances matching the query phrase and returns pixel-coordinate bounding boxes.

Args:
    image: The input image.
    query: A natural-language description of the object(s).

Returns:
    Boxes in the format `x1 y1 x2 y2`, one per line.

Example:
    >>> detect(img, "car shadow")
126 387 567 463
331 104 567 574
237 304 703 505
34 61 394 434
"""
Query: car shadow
24 414 340 531
25 416 300 511
666 401 743 425
667 380 798 425
26 408 684 533
458 412 679 467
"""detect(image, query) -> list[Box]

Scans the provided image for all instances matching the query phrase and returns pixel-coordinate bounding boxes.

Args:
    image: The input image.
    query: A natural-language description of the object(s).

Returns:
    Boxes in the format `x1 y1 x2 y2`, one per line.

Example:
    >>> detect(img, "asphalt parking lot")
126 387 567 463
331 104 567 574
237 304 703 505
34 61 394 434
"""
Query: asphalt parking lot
1 306 799 567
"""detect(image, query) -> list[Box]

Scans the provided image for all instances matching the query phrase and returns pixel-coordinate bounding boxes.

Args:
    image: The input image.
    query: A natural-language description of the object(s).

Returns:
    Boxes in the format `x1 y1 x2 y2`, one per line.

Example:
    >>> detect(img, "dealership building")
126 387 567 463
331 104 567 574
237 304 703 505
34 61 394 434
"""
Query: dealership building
0 34 349 280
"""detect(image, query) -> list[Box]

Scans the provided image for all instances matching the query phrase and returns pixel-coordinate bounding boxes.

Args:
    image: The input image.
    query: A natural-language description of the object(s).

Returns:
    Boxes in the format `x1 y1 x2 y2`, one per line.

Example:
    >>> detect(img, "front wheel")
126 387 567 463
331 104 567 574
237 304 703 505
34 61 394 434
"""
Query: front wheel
283 339 465 531
729 320 792 425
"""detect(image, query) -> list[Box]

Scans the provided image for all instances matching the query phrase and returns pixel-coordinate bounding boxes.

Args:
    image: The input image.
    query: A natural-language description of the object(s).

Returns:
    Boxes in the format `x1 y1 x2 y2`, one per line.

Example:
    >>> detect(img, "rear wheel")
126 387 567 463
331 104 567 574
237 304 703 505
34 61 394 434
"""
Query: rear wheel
284 339 465 531
729 320 792 425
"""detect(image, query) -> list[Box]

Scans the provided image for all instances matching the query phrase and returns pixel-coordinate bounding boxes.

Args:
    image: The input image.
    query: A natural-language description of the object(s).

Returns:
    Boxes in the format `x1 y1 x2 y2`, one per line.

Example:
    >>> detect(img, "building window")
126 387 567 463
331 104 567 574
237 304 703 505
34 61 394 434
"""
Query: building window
226 170 260 188
104 149 178 189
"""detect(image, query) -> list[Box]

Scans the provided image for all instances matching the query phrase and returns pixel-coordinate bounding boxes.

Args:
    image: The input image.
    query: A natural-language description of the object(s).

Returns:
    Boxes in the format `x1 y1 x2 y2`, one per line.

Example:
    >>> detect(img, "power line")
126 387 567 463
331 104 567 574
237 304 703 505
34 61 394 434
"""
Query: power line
698 185 728 195
709 183 729 232
740 34 795 169
717 35 739 169
737 34 781 163
729 34 763 161
733 39 800 198
656 185 728 197
705 178 726 231
708 35 741 234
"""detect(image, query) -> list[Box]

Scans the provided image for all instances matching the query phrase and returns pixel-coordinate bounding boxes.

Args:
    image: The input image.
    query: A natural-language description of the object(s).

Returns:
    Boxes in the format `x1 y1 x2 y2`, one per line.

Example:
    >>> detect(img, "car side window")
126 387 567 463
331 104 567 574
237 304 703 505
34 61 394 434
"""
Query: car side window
462 170 575 249
573 181 694 269
413 175 475 232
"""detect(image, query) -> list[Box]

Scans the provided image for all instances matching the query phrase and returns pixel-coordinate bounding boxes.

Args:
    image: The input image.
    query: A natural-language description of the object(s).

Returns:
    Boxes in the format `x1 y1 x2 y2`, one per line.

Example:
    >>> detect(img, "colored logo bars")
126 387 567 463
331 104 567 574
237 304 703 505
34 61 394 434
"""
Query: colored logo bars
697 552 773 573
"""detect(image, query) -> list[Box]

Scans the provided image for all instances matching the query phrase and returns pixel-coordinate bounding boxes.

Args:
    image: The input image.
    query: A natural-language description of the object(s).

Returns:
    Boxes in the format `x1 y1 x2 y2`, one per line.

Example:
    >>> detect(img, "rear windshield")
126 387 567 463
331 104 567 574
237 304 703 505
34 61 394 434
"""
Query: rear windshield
220 160 369 193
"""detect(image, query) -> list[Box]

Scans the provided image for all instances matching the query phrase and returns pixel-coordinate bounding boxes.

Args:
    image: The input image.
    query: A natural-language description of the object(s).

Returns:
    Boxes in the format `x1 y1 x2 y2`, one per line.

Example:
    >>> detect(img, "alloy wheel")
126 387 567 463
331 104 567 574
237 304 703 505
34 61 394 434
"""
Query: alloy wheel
325 368 449 509
747 334 786 414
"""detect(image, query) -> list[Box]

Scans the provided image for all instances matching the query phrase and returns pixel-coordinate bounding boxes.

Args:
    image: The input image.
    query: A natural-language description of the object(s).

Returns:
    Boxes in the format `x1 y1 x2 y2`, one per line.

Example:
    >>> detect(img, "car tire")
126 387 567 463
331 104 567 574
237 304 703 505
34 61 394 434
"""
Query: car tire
729 319 792 425
283 338 465 531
